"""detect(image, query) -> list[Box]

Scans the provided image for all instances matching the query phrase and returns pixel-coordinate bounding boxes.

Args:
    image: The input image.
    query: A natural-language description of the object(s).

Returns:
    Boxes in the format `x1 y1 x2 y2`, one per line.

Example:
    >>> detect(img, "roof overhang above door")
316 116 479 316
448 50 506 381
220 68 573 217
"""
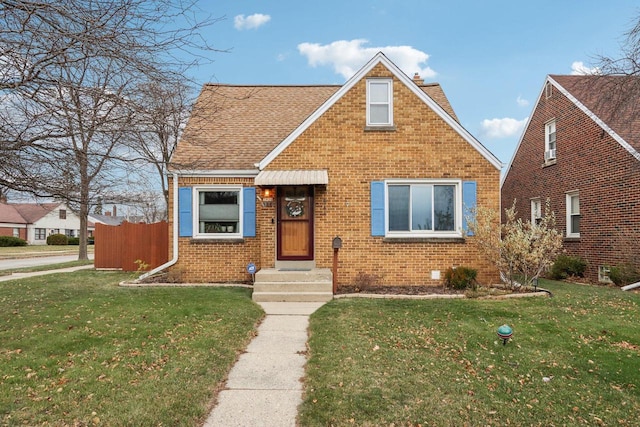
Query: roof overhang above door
254 170 329 186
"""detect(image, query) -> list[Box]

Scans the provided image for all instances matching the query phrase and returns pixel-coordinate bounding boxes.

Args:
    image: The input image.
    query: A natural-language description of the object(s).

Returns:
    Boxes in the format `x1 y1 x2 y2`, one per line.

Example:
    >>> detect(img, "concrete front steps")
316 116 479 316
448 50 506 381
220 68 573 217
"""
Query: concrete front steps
252 268 333 302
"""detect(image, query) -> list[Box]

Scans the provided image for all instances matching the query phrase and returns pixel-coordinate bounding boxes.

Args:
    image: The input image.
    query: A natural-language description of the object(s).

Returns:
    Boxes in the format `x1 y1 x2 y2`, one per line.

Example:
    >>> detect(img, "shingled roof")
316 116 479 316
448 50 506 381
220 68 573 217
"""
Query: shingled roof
550 75 640 157
170 81 460 172
0 202 60 224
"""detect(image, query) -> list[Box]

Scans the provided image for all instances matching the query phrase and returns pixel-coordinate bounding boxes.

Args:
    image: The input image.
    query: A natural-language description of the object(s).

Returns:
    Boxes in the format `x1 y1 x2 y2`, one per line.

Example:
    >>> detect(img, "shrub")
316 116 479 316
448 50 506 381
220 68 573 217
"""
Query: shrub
67 237 80 245
46 234 68 245
353 272 382 292
87 236 95 245
609 264 640 287
550 255 587 280
468 199 563 290
0 236 27 247
443 266 478 290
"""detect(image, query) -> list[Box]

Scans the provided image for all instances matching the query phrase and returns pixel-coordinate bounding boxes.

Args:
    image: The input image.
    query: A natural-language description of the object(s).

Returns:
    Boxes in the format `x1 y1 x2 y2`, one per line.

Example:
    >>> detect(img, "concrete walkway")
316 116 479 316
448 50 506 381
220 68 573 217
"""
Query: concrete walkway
203 302 325 427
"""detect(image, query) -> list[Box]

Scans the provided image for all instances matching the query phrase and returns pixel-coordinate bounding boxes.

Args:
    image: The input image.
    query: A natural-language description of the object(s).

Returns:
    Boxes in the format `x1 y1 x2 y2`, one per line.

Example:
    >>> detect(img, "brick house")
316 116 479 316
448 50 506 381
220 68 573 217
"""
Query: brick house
0 201 83 244
161 52 502 298
501 75 640 283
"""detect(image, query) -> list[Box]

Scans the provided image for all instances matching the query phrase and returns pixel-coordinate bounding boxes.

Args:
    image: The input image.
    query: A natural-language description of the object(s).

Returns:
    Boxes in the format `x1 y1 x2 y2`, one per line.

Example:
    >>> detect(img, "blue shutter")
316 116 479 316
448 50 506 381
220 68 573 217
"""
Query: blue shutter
178 187 193 237
371 181 385 236
243 187 256 237
462 181 477 236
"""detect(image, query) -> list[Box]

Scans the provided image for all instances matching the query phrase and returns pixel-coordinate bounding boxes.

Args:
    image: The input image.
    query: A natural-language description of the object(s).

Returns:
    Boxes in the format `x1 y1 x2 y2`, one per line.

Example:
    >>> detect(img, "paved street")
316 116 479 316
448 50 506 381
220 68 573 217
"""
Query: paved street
0 254 94 270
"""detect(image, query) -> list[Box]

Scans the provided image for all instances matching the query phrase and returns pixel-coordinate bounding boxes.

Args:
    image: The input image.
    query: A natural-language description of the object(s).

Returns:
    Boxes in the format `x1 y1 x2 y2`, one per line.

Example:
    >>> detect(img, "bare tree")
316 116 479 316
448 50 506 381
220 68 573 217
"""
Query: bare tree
128 80 194 213
0 0 220 259
589 13 640 121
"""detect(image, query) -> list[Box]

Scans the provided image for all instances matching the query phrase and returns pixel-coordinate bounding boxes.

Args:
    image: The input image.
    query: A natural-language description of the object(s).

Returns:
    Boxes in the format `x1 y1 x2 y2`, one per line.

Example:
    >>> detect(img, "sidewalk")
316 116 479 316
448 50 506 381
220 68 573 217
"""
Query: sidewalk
202 302 325 427
0 264 94 282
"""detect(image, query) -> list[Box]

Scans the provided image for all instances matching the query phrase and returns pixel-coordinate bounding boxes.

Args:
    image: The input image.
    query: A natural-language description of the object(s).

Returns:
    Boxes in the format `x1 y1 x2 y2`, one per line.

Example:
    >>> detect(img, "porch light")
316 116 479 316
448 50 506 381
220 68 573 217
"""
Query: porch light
260 187 275 207
262 187 274 199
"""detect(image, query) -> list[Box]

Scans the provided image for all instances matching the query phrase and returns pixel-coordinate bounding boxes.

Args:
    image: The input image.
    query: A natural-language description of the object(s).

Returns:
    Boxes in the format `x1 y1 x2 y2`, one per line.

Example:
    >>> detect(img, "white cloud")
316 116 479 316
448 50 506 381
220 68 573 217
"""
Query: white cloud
516 95 529 107
571 61 600 75
297 39 436 80
480 117 528 139
234 13 271 30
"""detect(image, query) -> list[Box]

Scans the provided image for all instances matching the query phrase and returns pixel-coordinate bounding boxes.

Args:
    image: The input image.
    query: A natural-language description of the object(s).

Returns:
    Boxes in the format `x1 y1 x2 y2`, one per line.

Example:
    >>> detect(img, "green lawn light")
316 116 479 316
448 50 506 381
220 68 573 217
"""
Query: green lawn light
497 324 513 345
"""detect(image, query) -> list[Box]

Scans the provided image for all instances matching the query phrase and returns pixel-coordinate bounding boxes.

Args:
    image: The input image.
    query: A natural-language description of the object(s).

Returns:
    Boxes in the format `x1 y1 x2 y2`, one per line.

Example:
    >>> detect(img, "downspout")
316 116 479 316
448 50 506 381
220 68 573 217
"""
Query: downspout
136 172 179 282
622 281 640 291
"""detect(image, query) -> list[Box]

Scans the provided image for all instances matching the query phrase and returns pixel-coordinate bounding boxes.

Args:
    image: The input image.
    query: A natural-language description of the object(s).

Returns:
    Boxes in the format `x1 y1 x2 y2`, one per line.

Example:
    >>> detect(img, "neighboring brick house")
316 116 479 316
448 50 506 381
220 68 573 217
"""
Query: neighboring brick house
165 52 502 288
501 75 640 283
0 201 83 244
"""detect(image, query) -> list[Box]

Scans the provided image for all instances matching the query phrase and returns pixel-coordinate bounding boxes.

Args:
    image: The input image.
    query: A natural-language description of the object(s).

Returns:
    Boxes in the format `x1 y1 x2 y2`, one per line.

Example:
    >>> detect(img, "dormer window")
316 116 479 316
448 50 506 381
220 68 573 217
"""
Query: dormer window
366 78 393 126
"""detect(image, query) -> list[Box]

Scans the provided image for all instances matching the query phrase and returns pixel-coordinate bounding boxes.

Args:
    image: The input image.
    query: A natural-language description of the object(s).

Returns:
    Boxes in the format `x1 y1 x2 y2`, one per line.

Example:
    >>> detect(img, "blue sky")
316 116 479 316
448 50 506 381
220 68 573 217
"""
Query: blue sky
187 1 639 167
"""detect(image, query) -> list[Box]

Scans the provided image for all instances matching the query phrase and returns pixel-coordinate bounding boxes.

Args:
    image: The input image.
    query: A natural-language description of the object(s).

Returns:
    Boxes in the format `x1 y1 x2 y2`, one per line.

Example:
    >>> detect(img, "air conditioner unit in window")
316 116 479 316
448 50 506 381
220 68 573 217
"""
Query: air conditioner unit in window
544 149 556 161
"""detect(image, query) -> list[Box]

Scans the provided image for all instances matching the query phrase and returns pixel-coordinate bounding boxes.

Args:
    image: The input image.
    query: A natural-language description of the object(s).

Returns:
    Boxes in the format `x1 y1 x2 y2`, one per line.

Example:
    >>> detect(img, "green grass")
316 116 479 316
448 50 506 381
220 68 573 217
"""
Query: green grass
0 271 263 426
301 280 640 426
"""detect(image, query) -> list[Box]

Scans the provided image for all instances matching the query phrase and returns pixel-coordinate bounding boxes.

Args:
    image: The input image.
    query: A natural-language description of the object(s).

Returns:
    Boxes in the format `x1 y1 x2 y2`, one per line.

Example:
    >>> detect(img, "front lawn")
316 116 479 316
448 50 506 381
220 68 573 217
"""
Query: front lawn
0 271 263 426
301 280 640 426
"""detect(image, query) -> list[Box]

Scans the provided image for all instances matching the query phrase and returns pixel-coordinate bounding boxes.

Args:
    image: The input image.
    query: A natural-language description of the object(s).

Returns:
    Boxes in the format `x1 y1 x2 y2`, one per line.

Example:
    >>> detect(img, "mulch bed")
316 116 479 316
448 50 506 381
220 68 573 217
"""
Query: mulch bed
336 285 464 295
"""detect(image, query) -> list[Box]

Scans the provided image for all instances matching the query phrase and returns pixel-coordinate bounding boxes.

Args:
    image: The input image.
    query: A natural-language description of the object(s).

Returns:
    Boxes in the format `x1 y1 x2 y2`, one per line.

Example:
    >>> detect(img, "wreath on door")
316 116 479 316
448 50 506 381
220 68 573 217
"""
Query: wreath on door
286 200 304 217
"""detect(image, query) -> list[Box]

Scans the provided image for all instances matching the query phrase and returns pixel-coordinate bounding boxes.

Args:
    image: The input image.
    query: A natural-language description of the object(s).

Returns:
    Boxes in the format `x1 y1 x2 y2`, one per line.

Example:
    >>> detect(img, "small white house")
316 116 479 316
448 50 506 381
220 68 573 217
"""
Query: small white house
0 202 84 244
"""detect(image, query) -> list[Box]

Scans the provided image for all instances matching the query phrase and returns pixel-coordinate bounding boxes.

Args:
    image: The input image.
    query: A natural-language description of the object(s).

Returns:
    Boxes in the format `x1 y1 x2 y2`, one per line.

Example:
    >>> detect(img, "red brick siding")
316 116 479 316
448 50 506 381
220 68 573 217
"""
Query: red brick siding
0 226 26 240
501 84 640 282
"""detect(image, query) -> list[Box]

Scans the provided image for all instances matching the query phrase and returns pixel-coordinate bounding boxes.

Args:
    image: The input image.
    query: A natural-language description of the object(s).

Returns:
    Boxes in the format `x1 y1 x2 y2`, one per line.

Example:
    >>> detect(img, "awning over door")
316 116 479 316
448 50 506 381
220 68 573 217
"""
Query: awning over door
254 170 329 186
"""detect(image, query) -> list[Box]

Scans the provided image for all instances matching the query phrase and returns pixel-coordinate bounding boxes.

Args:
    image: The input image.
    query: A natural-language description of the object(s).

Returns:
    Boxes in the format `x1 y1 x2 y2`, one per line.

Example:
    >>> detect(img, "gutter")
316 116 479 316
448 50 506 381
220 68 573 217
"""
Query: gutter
136 172 179 282
621 281 640 291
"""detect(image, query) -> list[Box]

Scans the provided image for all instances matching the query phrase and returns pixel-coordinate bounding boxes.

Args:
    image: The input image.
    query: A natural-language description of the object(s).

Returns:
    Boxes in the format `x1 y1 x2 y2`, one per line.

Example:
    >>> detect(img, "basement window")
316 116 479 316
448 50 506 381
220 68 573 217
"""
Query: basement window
598 266 613 284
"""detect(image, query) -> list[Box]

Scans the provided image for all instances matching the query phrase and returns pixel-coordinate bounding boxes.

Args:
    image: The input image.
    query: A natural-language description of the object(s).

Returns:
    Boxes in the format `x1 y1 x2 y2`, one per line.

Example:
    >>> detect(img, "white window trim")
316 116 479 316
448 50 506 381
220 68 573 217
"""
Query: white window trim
544 119 557 161
531 198 542 224
384 179 462 238
366 78 393 126
35 228 46 240
566 191 580 238
192 185 243 239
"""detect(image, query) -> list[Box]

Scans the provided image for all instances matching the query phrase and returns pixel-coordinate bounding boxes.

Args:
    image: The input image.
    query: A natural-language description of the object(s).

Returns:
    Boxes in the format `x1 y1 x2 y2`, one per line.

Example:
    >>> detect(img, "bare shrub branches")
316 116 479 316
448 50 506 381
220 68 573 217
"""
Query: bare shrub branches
468 200 563 289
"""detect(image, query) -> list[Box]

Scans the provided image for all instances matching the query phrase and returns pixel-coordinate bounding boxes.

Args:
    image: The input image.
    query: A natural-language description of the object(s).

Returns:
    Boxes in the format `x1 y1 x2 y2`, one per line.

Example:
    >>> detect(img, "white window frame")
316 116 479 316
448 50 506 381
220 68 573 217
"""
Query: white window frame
12 228 19 238
531 198 542 225
566 191 580 238
192 186 243 239
366 78 393 126
545 119 557 161
35 228 46 240
384 179 462 239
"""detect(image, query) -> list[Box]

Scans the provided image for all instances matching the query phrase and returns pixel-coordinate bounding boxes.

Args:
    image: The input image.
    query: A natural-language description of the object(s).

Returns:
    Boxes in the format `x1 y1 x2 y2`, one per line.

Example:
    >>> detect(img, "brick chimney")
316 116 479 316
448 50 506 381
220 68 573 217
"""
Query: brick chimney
413 72 424 85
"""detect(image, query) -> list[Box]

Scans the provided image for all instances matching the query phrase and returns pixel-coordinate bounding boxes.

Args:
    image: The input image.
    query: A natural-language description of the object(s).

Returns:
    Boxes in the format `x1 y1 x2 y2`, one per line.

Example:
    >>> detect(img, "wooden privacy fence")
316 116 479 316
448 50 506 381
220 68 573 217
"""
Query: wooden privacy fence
94 221 168 271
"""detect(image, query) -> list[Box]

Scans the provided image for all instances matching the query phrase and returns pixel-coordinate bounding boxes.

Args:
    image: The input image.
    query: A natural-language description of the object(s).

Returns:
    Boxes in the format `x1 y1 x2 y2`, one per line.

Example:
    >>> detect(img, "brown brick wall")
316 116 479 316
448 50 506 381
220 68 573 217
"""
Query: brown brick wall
168 176 261 284
169 64 501 286
501 83 640 282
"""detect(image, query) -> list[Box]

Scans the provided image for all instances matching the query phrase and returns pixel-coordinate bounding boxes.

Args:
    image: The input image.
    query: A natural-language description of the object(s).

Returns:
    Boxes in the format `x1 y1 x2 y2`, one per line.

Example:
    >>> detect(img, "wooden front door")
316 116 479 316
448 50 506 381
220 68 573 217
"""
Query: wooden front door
277 186 314 260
